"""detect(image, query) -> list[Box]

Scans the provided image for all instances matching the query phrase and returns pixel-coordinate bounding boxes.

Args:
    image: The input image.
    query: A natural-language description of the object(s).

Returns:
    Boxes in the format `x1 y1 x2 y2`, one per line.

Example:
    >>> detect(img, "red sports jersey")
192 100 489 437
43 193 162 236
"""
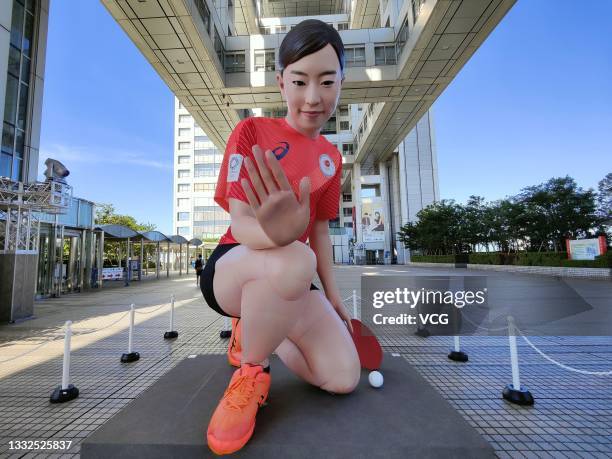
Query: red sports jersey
215 116 342 245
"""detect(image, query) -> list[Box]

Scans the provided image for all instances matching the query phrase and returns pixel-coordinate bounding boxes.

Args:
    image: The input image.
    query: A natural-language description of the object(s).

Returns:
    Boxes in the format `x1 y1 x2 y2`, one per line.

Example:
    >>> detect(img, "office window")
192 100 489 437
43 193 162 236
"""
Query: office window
254 49 275 71
345 47 366 67
179 114 192 123
344 222 353 228
194 163 218 177
177 183 189 192
178 127 190 137
343 193 352 202
195 136 213 149
342 144 354 156
361 185 380 198
194 183 216 192
194 0 211 35
214 27 224 68
178 142 191 150
178 169 189 178
339 121 350 131
343 208 353 217
321 116 337 135
178 155 190 164
177 226 190 236
337 22 349 31
225 52 245 73
375 44 397 65
177 198 189 207
396 16 410 58
339 105 349 117
177 212 190 221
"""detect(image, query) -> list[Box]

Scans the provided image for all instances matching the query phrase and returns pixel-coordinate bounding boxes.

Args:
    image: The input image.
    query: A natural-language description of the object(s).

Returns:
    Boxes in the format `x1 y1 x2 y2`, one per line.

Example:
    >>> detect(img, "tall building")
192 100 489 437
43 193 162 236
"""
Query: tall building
103 0 516 263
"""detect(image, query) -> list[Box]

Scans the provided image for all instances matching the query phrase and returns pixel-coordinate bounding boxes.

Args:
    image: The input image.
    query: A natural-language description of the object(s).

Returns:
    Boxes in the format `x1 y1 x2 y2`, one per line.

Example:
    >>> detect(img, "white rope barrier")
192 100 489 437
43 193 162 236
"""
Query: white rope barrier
516 327 612 376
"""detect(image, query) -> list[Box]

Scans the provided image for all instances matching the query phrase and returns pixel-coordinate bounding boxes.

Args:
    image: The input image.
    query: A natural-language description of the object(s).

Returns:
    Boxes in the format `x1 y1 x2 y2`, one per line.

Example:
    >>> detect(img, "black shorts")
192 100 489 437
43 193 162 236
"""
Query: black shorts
200 242 319 318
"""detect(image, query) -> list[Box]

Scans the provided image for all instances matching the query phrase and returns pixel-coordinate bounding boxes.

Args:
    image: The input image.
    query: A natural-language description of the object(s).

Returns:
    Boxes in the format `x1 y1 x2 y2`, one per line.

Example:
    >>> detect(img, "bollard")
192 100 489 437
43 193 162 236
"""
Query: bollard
502 316 534 405
164 294 179 339
448 335 468 362
50 321 79 403
121 304 140 362
220 316 232 339
352 290 358 319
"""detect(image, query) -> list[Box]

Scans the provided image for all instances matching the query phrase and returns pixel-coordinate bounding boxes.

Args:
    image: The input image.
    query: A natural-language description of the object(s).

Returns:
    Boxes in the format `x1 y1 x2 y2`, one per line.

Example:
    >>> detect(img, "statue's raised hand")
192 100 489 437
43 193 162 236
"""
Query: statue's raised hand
240 145 311 246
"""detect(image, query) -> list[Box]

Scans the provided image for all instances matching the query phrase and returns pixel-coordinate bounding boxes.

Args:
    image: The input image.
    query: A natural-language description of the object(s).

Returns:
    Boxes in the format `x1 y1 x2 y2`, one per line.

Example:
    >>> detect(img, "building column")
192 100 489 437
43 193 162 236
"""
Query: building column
166 242 170 277
378 161 392 264
139 240 143 281
397 140 411 264
156 241 160 279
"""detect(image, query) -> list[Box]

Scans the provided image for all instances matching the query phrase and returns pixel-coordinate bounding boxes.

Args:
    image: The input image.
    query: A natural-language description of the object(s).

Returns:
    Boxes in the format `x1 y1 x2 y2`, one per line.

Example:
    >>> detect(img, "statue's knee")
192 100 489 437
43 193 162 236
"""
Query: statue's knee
320 361 361 395
265 242 316 300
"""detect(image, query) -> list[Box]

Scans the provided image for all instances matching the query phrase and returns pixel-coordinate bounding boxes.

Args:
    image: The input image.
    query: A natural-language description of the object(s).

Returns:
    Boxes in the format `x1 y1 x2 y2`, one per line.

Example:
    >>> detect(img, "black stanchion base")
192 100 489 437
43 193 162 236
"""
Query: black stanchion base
219 330 231 339
415 328 430 338
50 384 79 403
164 331 178 339
121 352 140 363
448 350 469 362
502 384 535 406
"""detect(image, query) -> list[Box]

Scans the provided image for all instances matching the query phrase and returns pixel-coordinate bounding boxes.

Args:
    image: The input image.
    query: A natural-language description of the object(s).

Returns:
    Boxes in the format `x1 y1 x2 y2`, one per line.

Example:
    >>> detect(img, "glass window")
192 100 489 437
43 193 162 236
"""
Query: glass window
194 163 218 177
321 116 336 135
343 193 352 202
8 46 20 78
11 157 21 181
339 121 350 131
177 198 189 207
178 169 190 178
339 105 349 117
177 183 189 192
254 49 275 72
225 52 245 73
0 152 12 178
178 155 190 164
178 127 190 137
10 1 24 50
14 128 24 159
194 183 216 192
178 141 191 150
214 27 224 68
4 75 18 124
2 123 14 155
23 11 33 57
361 185 380 198
345 47 366 67
375 44 397 65
17 82 28 130
343 208 353 216
342 144 354 156
194 0 211 36
344 222 353 228
177 226 190 236
177 212 190 221
337 23 349 31
179 114 192 123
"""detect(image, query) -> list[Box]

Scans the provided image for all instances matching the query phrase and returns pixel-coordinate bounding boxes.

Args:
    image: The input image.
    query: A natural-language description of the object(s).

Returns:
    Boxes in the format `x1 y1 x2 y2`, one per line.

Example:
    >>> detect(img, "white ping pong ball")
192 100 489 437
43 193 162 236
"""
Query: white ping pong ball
368 370 383 388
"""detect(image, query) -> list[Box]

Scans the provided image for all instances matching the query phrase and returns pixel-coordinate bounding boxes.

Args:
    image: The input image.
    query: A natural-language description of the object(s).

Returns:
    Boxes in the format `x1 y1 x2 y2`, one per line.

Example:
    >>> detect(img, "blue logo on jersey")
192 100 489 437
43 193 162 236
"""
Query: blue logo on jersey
272 141 290 160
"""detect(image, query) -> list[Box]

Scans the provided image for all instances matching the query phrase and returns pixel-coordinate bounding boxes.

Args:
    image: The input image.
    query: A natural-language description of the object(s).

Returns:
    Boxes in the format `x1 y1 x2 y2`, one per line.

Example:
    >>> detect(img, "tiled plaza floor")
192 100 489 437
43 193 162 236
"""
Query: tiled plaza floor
0 266 610 458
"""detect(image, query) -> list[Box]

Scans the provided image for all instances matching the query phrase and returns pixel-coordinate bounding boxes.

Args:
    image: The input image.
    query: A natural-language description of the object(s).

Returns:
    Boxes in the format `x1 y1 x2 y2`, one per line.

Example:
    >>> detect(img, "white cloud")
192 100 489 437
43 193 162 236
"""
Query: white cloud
38 143 172 180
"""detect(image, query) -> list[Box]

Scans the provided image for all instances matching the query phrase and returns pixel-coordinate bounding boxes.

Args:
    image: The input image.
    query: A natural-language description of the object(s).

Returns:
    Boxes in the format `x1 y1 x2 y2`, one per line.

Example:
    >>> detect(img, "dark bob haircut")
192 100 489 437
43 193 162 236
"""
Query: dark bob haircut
278 19 345 77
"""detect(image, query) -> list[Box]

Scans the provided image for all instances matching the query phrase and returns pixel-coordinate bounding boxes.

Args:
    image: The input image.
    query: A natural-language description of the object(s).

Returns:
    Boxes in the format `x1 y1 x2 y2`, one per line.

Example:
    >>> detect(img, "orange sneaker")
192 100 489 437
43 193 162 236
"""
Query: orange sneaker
206 364 271 455
227 318 242 367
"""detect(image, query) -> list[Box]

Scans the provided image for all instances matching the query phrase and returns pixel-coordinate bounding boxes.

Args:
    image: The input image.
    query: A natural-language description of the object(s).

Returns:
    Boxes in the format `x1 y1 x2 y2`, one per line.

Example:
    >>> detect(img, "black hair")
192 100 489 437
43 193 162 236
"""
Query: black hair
278 19 345 77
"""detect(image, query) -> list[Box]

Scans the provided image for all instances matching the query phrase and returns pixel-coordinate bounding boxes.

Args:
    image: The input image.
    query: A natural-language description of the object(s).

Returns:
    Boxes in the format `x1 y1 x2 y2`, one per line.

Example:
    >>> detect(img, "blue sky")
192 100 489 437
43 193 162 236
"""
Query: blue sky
40 1 611 234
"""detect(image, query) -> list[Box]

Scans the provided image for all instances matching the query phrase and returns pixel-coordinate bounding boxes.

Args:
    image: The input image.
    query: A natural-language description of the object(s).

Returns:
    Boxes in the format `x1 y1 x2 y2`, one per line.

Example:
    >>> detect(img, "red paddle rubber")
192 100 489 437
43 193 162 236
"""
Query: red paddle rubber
350 319 383 370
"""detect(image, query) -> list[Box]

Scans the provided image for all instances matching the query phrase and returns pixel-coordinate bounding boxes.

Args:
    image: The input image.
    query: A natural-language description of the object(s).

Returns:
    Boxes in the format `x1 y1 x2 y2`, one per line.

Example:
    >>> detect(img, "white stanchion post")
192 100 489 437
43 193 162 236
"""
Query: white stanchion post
448 334 468 362
353 290 358 319
128 304 135 354
508 317 521 390
164 295 179 339
220 316 232 338
121 304 140 362
170 295 175 331
50 321 79 403
61 321 72 390
502 316 534 405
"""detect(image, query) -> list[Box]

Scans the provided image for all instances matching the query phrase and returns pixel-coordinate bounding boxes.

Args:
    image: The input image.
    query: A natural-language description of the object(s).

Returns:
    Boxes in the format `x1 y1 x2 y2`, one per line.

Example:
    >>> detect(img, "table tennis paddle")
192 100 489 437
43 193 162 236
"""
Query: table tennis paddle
349 318 383 370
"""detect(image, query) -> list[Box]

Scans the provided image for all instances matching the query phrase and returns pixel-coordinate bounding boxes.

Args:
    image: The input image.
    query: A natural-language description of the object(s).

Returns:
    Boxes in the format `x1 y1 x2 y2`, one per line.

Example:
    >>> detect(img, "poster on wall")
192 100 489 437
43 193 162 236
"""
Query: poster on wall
361 199 385 243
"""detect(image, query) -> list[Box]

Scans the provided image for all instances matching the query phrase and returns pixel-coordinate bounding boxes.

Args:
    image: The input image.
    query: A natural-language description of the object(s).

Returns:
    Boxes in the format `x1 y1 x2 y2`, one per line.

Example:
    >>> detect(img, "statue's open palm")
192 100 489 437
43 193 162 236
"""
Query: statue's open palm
240 145 311 246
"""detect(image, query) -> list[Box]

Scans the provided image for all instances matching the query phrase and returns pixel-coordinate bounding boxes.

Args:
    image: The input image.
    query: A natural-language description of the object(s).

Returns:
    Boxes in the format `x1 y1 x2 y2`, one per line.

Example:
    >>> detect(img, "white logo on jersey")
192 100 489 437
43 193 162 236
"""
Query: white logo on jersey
227 154 243 182
319 154 335 177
